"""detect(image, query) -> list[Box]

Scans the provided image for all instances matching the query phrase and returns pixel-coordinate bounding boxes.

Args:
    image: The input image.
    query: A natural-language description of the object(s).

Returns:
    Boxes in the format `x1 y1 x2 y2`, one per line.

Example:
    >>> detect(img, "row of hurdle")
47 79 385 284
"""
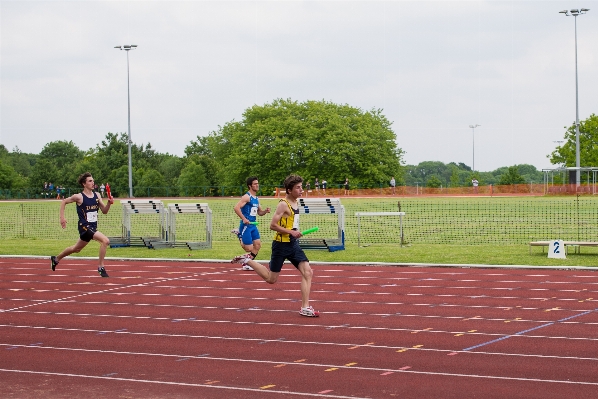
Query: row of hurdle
109 200 212 250
108 198 345 251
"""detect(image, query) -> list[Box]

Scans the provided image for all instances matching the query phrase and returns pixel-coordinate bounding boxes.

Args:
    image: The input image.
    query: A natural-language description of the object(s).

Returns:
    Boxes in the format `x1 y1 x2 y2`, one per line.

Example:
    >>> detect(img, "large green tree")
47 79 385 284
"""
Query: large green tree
498 166 526 185
550 114 598 170
29 141 83 188
192 99 404 187
177 162 209 197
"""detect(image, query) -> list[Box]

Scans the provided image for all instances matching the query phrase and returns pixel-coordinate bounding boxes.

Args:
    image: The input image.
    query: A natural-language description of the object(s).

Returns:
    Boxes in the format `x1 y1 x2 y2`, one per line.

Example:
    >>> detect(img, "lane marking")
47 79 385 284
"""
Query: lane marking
463 309 597 351
1 269 237 314
3 368 369 398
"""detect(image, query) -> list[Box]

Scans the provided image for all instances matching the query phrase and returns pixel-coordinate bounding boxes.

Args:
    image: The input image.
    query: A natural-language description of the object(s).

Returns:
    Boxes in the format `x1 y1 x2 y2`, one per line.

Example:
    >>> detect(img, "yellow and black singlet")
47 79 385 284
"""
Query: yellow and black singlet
273 199 300 242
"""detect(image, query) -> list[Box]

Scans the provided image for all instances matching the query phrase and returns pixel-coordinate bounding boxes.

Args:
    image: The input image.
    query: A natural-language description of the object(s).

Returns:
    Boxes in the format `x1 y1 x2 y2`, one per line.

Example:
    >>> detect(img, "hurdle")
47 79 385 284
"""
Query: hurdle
159 203 212 250
296 198 345 251
109 200 167 248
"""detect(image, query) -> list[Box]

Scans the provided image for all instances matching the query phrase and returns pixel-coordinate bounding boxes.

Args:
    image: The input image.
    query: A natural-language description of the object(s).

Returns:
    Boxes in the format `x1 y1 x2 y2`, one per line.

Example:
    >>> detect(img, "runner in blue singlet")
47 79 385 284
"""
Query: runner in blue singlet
231 177 270 270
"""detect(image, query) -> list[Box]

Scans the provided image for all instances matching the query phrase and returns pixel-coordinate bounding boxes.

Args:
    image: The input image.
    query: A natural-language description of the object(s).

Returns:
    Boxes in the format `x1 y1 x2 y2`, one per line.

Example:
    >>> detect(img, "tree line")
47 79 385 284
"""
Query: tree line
1 100 593 197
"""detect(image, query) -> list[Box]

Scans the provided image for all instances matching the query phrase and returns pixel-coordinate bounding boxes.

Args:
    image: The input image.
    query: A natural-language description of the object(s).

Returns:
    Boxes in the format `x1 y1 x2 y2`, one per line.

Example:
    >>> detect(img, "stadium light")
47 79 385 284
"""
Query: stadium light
114 44 138 198
469 124 481 172
560 8 589 186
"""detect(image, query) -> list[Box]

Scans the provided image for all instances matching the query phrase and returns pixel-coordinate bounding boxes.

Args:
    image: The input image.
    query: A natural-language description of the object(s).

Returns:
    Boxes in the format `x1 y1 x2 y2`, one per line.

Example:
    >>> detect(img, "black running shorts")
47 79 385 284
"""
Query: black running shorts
269 239 309 273
79 227 97 242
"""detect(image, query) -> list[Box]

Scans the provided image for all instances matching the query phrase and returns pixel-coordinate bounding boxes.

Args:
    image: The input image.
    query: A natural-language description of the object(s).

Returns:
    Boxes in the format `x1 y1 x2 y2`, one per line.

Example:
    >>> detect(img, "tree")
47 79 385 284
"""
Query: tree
498 166 525 185
31 141 83 188
426 175 443 188
29 159 59 191
0 160 21 189
177 162 209 197
550 114 598 171
191 99 404 187
135 169 167 197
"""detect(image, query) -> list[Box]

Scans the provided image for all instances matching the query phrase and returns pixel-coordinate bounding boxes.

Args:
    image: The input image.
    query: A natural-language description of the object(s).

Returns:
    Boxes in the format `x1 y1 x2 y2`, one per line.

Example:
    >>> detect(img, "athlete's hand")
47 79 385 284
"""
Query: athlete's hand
265 207 271 214
108 198 114 205
60 218 67 229
290 230 302 239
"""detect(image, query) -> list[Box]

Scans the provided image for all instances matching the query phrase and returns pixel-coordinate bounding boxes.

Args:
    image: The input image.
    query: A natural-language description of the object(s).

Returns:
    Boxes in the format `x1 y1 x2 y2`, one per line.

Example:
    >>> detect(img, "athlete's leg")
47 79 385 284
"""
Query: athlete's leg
92 231 110 267
56 239 89 261
243 258 279 284
297 261 314 309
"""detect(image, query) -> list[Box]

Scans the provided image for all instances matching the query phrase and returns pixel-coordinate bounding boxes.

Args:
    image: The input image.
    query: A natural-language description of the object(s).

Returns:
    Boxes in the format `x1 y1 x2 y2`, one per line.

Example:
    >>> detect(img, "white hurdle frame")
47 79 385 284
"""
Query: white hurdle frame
166 203 212 249
296 198 345 251
120 200 167 245
355 211 405 247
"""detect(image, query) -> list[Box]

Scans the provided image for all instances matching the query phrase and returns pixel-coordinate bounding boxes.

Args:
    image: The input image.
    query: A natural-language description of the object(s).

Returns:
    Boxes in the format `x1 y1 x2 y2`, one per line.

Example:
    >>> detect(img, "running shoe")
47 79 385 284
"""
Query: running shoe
97 266 109 278
230 228 241 238
231 253 252 264
299 306 320 317
242 264 254 271
50 256 59 271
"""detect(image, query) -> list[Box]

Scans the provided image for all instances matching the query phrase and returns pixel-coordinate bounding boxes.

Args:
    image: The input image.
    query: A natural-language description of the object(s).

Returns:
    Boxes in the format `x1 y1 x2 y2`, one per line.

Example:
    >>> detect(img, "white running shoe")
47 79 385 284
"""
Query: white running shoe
299 306 320 317
242 264 254 271
232 253 252 264
231 228 240 238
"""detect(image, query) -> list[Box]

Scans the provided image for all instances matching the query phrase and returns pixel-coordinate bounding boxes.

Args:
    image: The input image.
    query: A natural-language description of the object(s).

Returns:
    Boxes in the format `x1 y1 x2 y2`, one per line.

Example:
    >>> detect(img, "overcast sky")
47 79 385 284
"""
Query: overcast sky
1 0 597 172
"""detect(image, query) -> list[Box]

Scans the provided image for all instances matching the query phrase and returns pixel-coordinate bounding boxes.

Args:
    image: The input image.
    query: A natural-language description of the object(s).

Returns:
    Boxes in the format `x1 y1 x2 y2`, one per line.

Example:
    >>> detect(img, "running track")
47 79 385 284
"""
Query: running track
1 257 597 398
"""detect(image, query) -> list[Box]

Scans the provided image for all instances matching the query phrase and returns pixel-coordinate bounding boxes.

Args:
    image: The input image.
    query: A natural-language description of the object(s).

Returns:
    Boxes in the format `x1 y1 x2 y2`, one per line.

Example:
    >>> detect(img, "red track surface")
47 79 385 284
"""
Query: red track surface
1 257 597 398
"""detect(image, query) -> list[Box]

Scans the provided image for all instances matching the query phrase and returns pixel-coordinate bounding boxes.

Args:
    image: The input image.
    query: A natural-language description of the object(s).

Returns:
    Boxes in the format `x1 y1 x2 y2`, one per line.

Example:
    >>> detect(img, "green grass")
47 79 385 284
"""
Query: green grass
2 196 598 267
3 238 598 268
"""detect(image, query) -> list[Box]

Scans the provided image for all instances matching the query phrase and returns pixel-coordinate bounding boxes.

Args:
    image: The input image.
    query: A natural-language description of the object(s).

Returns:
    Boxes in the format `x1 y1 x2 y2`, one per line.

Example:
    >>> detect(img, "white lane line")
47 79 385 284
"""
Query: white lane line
0 269 237 313
0 368 365 398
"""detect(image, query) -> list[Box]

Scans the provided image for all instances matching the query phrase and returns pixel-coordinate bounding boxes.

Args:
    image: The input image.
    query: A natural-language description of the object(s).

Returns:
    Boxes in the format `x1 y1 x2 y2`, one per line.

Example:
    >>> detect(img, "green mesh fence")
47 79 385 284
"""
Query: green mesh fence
1 197 597 245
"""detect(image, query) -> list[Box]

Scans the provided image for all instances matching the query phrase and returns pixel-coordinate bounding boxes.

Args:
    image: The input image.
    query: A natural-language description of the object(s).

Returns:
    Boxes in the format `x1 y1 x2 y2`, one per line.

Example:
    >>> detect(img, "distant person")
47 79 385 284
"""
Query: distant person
390 177 396 195
314 178 320 193
235 175 320 317
49 182 54 197
472 178 479 194
231 177 271 271
322 179 327 195
100 183 105 197
305 181 310 197
344 178 349 195
50 172 114 277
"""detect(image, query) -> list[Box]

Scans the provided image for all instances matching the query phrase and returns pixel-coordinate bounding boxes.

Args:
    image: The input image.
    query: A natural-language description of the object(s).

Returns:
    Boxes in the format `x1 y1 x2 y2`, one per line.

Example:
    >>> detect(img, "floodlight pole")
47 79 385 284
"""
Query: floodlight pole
469 124 480 172
560 8 589 186
115 44 138 198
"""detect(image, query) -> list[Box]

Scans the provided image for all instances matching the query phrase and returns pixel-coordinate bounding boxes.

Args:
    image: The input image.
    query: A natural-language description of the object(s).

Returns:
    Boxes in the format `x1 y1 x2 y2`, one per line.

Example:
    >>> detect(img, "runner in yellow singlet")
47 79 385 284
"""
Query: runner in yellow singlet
238 175 319 317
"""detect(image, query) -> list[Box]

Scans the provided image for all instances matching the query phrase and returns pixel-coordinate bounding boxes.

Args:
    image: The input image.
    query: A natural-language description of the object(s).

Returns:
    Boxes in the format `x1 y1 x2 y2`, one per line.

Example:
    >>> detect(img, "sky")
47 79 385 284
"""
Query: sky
1 0 597 172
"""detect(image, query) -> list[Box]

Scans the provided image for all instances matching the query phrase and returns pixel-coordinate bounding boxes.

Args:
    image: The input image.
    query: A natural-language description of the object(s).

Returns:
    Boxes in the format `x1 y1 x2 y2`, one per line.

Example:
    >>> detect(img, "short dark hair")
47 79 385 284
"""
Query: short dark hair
77 172 92 187
283 175 303 194
246 176 258 189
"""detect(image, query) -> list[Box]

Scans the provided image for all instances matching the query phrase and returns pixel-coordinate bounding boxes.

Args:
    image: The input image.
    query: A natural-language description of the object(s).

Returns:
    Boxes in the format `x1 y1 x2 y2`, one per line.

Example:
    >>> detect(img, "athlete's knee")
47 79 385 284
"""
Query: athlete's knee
265 274 278 284
301 263 314 280
253 241 262 252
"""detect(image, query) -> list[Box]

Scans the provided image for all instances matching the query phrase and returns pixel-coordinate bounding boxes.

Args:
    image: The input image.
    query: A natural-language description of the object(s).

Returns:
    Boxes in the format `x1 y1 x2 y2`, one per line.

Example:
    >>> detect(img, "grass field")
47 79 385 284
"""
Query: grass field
2 196 598 267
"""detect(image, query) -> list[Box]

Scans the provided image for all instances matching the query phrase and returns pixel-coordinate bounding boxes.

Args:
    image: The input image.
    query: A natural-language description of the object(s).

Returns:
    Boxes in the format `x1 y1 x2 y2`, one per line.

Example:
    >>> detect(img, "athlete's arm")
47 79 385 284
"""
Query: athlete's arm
59 193 82 229
97 193 113 214
233 194 251 224
257 205 271 216
269 201 301 239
